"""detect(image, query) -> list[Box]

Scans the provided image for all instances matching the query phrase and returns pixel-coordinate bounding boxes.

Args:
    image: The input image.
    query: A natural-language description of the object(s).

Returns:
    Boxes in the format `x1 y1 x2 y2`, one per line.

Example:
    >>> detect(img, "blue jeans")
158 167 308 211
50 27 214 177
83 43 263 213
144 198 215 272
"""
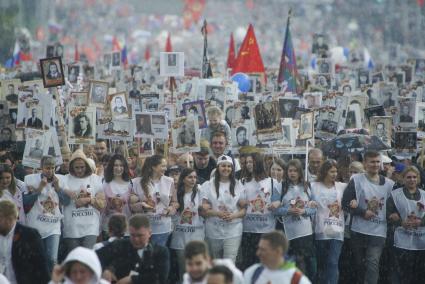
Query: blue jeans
151 232 170 247
43 234 60 272
315 239 343 284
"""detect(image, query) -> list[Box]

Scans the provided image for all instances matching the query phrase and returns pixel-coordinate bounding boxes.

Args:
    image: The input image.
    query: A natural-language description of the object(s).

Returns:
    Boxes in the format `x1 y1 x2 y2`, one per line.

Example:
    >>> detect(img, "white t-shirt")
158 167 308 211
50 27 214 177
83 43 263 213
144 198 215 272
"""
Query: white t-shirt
24 174 64 238
62 174 103 238
200 178 245 239
244 263 311 284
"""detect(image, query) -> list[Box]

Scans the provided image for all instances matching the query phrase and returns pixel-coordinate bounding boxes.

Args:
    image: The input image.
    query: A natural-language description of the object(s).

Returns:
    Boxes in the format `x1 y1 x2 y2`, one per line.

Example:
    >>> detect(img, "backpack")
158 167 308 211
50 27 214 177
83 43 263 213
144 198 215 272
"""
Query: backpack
251 264 303 284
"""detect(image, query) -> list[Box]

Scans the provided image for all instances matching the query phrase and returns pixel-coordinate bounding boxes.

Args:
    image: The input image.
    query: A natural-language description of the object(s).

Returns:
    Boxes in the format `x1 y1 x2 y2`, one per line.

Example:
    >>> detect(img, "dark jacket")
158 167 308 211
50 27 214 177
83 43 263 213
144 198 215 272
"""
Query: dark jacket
26 117 43 128
97 239 169 284
12 223 50 284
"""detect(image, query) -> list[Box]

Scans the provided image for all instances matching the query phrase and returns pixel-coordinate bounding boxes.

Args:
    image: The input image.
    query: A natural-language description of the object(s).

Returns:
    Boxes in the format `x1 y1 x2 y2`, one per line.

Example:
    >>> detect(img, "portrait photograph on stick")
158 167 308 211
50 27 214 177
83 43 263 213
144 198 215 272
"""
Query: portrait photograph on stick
40 57 65 88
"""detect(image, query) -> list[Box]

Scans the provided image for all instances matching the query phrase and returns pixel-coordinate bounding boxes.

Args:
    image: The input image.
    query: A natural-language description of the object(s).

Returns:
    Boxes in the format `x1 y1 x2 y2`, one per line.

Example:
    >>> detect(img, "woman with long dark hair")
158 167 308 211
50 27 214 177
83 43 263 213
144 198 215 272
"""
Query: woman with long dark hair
311 160 347 284
130 154 179 246
0 164 25 223
270 159 316 281
102 154 132 237
170 168 205 280
238 153 277 270
200 155 246 262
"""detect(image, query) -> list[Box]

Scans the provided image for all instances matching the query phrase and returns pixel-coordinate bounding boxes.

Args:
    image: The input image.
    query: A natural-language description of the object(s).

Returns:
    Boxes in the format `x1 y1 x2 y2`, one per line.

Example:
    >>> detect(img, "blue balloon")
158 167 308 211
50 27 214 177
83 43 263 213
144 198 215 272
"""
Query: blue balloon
231 73 251 92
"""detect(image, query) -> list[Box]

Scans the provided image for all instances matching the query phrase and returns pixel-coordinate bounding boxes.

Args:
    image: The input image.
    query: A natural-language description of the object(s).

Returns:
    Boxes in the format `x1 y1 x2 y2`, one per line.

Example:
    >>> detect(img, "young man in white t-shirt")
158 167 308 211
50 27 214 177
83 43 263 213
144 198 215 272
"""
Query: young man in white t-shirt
182 240 243 284
244 231 311 284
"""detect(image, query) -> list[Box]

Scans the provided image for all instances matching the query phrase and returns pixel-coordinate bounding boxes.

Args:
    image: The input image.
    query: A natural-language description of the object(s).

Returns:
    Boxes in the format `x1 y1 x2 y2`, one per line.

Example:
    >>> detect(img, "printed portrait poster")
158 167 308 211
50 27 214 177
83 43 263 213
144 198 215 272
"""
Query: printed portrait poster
160 52 185 77
148 113 169 139
70 92 89 107
317 109 343 137
98 119 134 142
135 92 161 113
159 103 176 125
89 80 109 107
182 100 207 129
233 101 255 125
279 97 299 119
96 106 113 125
68 65 80 84
109 92 130 119
416 103 425 135
0 79 21 108
273 118 295 150
40 57 65 88
67 106 96 145
397 98 416 125
47 128 63 166
370 116 392 146
22 129 52 168
302 92 322 109
204 84 225 109
231 122 254 149
395 132 417 153
298 112 314 140
134 112 154 138
364 106 386 125
16 90 46 130
171 116 200 153
253 101 282 142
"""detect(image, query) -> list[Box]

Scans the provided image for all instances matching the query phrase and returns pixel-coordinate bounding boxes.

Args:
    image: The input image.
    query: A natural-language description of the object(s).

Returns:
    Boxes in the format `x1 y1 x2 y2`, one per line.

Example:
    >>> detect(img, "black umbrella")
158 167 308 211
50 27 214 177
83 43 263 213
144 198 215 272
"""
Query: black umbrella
321 133 390 158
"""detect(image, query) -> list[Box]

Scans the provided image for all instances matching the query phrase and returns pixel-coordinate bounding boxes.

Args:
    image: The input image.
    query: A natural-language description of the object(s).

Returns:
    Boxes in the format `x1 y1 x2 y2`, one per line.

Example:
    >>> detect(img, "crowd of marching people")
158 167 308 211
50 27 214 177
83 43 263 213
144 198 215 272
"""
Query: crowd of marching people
1 133 425 283
1 1 425 284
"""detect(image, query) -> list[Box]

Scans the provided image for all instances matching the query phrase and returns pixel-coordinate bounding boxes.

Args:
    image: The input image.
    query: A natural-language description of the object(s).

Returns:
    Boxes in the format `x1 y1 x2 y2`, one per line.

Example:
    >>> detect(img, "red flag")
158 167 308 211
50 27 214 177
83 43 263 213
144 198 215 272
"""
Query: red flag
112 36 121 52
19 52 32 62
74 42 79 62
165 33 172 52
232 24 265 75
226 33 236 69
418 0 425 6
183 0 206 29
144 45 151 61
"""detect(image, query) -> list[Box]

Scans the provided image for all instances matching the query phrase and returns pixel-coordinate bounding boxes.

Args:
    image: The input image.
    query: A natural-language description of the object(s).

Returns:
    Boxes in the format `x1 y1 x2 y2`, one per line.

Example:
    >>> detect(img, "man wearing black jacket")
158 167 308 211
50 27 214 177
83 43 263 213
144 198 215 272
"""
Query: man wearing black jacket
97 214 169 284
0 200 50 284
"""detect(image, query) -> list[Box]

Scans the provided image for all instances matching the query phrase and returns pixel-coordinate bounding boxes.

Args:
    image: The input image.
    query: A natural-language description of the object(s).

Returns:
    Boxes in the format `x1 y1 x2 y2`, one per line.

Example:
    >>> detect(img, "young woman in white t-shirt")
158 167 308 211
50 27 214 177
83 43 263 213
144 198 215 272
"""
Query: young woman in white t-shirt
270 159 317 281
170 168 205 280
311 159 347 284
102 154 132 237
62 150 106 253
0 164 25 224
238 153 277 270
130 154 179 246
201 155 246 263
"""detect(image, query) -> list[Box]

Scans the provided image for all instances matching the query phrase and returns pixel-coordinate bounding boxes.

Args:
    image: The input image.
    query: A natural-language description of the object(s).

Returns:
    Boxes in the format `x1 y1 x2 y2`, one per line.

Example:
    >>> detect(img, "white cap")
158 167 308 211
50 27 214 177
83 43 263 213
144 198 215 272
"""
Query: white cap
381 154 392 164
216 155 233 166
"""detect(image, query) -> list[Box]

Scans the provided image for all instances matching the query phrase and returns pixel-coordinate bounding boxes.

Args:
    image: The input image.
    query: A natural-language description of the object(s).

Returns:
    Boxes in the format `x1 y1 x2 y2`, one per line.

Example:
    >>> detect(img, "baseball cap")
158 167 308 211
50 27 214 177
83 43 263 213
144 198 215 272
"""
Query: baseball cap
216 155 233 166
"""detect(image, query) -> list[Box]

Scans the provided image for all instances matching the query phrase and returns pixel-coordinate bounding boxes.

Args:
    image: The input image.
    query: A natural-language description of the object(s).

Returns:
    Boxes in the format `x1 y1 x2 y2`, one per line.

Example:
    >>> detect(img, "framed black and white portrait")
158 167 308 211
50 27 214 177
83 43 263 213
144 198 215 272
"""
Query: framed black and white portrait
279 98 299 119
110 92 130 119
40 57 65 88
68 106 96 144
89 81 109 106
68 65 80 84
